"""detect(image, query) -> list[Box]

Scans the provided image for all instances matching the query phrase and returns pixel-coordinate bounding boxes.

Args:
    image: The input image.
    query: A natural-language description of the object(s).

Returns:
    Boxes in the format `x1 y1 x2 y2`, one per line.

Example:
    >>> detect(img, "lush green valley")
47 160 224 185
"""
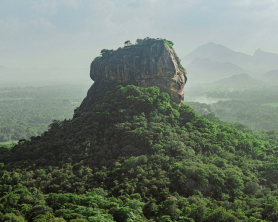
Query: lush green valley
0 85 89 144
185 84 278 131
1 85 278 221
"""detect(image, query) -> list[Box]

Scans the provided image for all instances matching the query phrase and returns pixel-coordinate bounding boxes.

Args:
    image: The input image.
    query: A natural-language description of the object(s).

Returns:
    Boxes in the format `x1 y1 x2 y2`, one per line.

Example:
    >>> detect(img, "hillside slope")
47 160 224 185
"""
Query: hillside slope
213 73 262 86
262 70 278 83
183 42 278 73
1 85 278 221
186 58 246 83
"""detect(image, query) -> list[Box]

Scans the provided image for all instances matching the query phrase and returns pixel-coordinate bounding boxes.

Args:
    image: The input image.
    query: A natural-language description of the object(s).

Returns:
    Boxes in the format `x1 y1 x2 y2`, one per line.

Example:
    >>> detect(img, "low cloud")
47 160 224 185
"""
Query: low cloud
31 0 83 15
31 0 58 15
1 0 278 68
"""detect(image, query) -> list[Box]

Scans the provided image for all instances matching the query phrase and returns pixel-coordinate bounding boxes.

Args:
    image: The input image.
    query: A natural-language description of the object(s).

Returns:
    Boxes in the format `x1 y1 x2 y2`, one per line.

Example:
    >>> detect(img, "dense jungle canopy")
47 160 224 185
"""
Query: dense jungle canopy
1 85 278 221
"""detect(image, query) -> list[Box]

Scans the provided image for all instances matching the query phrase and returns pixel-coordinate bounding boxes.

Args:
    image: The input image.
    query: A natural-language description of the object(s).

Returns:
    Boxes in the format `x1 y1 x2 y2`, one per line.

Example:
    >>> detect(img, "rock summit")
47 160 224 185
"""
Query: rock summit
81 38 187 110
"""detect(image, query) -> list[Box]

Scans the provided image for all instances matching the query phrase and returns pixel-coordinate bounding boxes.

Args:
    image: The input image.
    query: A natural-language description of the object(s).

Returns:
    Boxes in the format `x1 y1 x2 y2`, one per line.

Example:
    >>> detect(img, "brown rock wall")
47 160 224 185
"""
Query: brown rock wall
80 40 187 110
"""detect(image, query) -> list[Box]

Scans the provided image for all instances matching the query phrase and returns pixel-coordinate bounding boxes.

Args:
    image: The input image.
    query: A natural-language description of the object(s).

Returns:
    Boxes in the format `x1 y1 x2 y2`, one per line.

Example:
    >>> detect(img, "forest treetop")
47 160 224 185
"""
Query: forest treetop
1 85 278 221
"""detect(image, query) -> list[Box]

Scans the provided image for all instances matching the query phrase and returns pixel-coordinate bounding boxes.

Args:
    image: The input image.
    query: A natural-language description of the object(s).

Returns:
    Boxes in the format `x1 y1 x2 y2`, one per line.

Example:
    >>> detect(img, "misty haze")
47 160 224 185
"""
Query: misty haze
1 1 278 221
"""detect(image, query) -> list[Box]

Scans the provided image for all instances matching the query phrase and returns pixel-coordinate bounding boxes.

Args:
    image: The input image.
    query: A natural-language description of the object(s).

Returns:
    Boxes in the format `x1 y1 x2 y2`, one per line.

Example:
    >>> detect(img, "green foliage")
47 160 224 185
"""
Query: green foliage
33 214 66 222
135 37 163 45
99 37 166 57
179 64 184 72
124 40 132 47
163 39 174 49
100 49 114 58
0 85 277 221
0 85 87 142
185 85 278 131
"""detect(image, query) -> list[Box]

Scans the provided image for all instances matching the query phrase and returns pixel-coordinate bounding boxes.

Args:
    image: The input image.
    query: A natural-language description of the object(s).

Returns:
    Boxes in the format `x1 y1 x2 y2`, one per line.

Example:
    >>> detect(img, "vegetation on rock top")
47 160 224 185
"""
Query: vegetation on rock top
96 37 174 61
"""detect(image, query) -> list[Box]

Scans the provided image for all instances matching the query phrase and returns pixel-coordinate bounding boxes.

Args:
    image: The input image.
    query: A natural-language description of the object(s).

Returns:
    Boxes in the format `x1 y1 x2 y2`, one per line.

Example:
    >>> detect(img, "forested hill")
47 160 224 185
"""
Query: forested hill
1 85 278 221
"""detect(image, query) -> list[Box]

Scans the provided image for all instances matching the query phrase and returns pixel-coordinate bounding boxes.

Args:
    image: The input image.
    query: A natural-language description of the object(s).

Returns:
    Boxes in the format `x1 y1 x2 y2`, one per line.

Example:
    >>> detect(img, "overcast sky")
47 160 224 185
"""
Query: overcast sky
1 0 278 68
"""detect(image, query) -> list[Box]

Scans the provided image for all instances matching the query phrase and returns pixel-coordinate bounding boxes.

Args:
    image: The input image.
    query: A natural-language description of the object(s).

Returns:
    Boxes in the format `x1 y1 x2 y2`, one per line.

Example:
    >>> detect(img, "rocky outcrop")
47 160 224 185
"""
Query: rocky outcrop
80 39 187 110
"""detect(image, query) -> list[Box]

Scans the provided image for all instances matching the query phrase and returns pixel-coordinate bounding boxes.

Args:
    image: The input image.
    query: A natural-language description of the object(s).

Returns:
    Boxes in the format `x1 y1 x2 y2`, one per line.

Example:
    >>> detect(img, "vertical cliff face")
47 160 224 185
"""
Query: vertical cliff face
80 39 187 110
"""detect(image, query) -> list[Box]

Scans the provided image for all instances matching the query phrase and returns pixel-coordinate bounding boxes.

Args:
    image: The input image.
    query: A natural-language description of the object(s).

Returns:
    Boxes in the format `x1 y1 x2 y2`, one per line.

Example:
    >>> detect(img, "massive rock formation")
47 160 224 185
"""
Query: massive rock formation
80 39 187 110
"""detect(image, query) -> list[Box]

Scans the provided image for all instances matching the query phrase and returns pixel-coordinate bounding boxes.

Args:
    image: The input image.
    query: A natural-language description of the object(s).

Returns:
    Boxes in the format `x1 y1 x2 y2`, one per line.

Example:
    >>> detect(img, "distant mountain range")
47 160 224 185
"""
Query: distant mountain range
253 49 278 71
262 70 278 82
182 42 278 83
186 58 246 83
213 73 262 85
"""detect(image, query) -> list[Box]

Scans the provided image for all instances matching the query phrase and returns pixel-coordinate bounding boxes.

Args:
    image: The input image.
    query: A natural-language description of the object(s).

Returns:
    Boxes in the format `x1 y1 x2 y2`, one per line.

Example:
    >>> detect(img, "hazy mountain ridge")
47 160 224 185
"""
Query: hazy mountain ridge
213 73 262 85
186 57 247 83
183 42 278 83
183 43 253 69
262 70 278 82
253 49 278 70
